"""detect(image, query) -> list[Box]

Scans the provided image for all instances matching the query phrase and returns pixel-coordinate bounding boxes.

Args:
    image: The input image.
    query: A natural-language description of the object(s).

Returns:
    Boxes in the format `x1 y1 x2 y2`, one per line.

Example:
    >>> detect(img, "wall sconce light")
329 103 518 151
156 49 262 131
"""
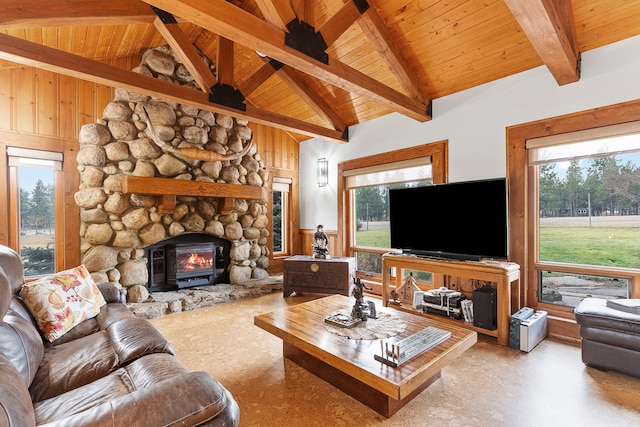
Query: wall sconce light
317 157 328 187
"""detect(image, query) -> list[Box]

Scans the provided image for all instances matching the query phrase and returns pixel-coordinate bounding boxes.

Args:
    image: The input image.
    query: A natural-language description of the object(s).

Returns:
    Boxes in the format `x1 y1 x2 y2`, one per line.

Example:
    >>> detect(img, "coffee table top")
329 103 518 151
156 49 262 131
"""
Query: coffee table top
254 294 477 400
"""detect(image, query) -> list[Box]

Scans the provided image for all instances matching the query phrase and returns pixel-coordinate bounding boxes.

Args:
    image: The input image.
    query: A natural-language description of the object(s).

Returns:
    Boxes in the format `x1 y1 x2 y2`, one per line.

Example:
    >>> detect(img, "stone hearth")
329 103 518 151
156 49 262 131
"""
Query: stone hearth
128 275 283 319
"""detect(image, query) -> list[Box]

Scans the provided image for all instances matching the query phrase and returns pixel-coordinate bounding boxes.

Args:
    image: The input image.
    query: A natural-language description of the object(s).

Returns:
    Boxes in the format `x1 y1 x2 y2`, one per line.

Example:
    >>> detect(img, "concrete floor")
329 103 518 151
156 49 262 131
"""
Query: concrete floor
150 292 640 427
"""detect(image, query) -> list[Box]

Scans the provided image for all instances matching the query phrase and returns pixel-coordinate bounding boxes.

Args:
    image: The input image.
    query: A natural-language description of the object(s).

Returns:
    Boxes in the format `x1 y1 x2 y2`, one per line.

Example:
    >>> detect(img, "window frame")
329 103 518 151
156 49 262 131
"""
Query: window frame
337 141 448 292
507 100 640 320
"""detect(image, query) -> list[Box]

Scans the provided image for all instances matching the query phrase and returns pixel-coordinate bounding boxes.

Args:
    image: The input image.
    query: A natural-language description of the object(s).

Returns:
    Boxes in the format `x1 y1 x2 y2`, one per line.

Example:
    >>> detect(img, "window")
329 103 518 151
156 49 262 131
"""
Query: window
347 160 433 276
8 148 62 277
272 190 284 252
527 123 640 308
272 177 292 256
338 142 448 290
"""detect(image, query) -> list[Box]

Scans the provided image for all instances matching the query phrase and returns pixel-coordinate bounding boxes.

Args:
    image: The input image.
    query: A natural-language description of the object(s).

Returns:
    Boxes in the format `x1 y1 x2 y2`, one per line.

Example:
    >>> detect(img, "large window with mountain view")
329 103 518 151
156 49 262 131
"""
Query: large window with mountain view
530 126 640 308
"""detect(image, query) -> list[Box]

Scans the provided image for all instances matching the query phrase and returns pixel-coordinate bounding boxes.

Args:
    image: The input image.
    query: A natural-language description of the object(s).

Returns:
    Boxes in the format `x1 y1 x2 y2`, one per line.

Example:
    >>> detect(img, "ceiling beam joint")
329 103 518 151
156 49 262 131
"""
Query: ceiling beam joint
351 0 370 14
284 19 328 65
151 6 178 24
209 83 246 112
268 58 285 71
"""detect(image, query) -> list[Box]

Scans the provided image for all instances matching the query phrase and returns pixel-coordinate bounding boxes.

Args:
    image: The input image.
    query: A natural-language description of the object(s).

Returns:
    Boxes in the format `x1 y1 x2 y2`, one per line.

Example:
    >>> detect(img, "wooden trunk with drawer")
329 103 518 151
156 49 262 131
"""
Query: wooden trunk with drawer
283 256 356 297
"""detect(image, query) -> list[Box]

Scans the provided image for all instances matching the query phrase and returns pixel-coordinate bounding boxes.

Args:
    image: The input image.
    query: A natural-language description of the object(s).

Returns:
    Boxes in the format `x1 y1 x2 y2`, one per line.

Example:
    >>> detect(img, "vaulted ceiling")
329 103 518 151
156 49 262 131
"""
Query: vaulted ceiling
1 0 639 143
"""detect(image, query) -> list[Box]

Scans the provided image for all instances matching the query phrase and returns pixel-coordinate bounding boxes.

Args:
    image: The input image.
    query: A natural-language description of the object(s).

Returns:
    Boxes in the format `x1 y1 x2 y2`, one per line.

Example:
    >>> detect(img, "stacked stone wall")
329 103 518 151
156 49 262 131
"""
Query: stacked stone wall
74 45 270 300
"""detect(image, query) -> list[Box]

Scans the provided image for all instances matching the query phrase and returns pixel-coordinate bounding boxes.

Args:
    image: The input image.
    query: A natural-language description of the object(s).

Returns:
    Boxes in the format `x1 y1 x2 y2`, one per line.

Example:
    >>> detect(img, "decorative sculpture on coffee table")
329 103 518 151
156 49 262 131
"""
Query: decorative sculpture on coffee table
324 277 377 328
351 277 377 321
312 224 330 259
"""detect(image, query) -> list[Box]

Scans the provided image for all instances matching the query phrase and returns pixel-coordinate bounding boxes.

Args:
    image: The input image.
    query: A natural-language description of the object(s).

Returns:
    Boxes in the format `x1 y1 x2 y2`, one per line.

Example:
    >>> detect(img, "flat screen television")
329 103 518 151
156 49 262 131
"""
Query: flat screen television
389 178 508 261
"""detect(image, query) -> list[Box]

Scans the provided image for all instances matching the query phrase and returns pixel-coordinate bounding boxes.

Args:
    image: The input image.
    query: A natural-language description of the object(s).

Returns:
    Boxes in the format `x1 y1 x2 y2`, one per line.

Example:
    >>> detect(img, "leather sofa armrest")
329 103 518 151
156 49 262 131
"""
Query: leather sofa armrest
38 372 236 427
96 282 126 304
0 354 37 427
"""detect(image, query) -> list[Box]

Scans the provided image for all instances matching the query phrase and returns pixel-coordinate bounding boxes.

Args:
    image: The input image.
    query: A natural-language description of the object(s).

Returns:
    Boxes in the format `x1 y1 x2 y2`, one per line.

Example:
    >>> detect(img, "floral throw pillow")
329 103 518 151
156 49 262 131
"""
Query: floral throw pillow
19 265 107 342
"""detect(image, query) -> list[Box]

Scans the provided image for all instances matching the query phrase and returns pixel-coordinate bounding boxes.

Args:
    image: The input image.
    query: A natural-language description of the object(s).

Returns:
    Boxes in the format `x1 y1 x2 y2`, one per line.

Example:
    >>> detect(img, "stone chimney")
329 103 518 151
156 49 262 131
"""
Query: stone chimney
74 45 270 301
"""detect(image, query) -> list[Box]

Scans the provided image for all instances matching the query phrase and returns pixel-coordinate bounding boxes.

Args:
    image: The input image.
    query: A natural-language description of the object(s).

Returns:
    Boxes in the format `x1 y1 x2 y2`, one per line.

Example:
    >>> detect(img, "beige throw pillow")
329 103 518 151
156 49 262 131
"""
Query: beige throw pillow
20 265 106 342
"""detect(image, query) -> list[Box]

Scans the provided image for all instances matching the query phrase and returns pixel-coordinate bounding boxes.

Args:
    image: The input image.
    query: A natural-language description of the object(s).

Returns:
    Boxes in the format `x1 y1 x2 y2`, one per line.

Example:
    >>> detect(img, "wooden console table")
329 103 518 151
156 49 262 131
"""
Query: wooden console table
382 253 520 346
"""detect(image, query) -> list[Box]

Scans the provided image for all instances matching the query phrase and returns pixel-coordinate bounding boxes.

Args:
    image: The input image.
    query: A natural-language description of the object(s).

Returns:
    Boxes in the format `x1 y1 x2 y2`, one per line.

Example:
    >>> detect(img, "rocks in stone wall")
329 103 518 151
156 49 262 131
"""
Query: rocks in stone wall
74 45 270 299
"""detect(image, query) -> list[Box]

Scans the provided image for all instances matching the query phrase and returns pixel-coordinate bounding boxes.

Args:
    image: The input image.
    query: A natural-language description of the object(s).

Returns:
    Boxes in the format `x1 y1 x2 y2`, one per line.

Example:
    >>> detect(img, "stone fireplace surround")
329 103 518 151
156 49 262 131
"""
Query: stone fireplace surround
74 45 270 303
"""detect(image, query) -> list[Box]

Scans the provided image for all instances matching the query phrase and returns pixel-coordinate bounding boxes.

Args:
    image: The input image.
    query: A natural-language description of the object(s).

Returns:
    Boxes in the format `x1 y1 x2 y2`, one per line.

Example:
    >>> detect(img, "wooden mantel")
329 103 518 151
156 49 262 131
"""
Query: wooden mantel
122 176 263 214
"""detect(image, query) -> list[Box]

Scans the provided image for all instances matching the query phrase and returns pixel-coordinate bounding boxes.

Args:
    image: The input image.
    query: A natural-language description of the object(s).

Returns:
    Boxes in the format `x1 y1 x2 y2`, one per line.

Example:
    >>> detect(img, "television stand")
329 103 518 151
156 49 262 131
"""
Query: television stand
382 253 520 346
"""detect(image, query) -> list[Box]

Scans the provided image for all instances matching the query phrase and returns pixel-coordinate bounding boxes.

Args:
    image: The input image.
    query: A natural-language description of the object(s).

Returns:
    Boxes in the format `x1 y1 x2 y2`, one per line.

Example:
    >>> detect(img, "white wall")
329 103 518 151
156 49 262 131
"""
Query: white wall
300 35 640 230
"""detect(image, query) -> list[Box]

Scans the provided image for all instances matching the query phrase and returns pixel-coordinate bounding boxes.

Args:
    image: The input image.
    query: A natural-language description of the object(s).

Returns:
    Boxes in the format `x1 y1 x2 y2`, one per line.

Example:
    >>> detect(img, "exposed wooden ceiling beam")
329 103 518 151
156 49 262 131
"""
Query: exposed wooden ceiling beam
152 14 217 93
300 0 315 26
254 0 297 31
318 1 362 47
0 33 347 143
141 0 431 122
357 3 428 105
0 0 156 29
270 62 347 131
503 0 580 85
216 37 235 86
238 62 277 95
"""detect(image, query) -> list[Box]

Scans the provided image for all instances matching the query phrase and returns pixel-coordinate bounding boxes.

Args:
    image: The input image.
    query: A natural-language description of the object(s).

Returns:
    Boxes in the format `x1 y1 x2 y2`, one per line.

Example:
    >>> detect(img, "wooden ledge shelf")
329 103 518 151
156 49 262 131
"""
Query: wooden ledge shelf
122 176 263 214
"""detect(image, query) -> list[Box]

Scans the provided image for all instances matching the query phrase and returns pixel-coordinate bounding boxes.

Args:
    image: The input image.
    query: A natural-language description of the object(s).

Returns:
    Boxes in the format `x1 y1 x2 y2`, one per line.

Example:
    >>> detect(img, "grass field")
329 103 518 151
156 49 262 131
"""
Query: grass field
539 226 640 268
355 229 390 248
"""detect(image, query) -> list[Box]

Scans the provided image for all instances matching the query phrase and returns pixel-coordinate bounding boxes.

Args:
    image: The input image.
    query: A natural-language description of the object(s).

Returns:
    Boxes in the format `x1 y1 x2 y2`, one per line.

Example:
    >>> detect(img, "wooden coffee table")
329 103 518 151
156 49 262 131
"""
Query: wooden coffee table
254 294 477 417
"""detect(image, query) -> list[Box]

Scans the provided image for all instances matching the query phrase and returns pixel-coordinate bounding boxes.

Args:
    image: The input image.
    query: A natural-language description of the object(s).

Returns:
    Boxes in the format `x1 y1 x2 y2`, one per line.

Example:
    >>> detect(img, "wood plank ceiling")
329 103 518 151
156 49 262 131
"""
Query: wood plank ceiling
0 0 639 143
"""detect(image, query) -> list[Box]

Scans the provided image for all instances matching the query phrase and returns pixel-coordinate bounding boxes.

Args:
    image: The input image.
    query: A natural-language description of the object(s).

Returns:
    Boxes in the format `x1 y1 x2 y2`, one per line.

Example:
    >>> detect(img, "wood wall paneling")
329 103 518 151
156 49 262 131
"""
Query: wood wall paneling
0 72 13 130
37 70 58 136
15 68 36 133
59 74 77 139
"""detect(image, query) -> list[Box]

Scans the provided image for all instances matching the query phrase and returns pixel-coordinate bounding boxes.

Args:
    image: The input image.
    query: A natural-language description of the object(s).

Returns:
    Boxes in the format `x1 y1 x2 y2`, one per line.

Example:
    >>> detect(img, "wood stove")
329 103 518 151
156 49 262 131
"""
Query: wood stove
146 234 230 292
167 243 216 288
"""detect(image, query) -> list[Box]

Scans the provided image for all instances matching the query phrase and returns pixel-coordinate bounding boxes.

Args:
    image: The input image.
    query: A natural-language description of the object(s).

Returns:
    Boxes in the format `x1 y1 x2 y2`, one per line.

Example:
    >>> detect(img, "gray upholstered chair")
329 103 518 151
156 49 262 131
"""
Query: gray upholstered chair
574 298 640 378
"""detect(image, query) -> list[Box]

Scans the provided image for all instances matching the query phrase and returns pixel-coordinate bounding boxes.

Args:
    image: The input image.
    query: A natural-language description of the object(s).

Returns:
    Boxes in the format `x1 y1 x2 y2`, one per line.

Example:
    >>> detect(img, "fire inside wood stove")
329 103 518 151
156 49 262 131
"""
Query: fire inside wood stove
178 249 214 273
169 243 217 288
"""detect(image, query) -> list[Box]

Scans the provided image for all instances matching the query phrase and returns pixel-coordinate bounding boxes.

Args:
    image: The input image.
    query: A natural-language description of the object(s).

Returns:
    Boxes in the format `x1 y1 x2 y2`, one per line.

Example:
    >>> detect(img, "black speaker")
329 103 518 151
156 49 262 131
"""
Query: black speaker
473 287 497 330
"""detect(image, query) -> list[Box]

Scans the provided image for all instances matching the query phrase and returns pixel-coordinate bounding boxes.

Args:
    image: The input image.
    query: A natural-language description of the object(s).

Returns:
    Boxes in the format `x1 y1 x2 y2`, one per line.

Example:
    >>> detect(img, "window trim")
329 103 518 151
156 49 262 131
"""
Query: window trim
507 100 640 320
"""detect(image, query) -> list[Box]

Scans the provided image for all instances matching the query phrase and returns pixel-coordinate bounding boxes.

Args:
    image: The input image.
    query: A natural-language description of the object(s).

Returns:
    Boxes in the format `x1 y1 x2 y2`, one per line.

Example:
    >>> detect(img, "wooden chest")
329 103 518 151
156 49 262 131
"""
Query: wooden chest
283 255 356 297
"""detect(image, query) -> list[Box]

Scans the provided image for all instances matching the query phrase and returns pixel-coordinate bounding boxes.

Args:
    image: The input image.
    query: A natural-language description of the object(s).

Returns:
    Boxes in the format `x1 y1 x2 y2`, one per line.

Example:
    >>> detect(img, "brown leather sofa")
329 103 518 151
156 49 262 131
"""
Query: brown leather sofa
0 245 239 426
574 297 640 378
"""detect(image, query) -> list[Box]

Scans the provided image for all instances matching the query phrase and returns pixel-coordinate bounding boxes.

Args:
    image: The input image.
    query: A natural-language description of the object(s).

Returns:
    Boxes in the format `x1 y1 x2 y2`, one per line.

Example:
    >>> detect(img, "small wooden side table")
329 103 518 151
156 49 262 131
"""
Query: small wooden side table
283 255 356 297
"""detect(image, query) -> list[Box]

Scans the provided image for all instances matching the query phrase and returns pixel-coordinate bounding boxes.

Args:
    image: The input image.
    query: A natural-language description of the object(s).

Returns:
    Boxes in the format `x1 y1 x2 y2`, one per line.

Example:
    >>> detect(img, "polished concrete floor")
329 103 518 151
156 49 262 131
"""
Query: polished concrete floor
150 292 640 427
